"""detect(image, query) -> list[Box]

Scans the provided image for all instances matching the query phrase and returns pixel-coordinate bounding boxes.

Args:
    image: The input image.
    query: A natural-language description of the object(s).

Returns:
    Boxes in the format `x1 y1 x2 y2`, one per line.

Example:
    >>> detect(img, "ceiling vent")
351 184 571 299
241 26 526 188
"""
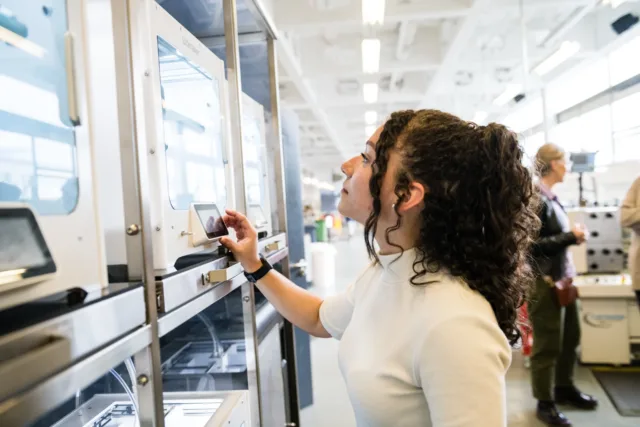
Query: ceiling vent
309 0 351 11
336 79 360 95
454 71 473 86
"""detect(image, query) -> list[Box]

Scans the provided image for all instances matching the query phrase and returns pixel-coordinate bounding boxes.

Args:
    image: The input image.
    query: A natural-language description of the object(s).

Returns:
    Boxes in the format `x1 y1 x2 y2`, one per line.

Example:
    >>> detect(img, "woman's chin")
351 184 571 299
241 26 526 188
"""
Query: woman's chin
337 198 347 217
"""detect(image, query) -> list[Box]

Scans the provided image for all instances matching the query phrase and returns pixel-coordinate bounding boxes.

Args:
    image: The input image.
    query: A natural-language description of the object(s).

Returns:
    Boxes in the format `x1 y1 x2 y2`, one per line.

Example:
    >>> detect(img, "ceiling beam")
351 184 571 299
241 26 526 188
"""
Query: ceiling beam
284 93 425 110
276 34 350 161
278 0 593 37
419 0 493 108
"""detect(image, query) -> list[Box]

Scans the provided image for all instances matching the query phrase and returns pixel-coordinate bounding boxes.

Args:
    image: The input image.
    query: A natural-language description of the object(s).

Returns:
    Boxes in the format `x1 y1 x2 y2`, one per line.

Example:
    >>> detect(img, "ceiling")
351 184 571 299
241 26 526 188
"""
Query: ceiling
269 0 639 180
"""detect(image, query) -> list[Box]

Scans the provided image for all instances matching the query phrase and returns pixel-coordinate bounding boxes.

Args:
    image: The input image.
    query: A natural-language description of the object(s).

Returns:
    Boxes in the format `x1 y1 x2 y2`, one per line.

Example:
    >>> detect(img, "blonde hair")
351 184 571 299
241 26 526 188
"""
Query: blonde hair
535 143 565 177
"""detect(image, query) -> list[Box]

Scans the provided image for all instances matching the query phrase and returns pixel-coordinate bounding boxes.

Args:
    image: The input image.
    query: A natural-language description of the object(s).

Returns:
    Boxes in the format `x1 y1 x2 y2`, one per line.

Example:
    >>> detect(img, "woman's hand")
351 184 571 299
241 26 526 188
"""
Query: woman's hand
571 224 587 244
220 210 261 272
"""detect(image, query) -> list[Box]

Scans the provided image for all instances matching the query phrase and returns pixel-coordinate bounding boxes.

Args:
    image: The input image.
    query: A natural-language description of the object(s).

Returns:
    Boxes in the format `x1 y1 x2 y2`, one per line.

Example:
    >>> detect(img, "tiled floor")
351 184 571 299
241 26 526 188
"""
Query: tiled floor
300 237 638 427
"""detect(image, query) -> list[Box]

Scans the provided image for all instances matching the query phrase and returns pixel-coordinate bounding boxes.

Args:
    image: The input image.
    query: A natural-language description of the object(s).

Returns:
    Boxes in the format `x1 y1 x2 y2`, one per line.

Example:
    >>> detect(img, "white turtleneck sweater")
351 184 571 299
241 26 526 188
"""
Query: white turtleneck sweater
319 249 511 427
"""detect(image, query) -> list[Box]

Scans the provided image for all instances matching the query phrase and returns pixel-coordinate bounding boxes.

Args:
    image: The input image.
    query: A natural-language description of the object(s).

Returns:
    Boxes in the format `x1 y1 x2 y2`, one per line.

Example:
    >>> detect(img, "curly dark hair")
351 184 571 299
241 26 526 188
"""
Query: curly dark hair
364 109 540 345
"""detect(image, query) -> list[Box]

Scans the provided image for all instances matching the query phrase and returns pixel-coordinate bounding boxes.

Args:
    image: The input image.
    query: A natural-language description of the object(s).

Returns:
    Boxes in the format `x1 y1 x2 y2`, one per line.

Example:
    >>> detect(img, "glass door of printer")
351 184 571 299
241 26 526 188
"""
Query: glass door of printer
158 37 227 212
0 1 78 214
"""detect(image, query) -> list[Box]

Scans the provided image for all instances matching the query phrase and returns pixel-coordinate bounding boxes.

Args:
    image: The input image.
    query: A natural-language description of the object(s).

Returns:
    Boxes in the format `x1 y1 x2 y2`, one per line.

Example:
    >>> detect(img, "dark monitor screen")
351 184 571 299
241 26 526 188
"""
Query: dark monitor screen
0 207 56 280
194 204 229 239
570 152 596 173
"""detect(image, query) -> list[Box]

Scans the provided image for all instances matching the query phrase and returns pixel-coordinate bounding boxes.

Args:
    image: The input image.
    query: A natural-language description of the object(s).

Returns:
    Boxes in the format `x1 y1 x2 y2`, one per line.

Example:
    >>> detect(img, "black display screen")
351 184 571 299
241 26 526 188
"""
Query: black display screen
195 204 229 239
0 207 56 280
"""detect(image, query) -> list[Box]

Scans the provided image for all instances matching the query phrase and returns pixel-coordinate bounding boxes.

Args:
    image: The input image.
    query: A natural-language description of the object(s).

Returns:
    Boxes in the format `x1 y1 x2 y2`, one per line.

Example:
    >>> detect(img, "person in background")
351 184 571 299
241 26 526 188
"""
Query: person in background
530 143 597 427
303 205 317 242
620 176 640 308
220 109 540 427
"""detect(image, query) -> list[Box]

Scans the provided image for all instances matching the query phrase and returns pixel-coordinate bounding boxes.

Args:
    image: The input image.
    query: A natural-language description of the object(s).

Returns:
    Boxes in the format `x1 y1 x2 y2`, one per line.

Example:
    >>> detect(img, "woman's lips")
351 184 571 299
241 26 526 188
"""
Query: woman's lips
341 188 348 194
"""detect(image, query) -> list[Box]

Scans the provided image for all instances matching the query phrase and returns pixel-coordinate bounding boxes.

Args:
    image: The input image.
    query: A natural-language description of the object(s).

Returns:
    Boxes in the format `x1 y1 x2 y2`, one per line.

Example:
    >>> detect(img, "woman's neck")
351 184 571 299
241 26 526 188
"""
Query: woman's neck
540 175 558 191
374 224 417 255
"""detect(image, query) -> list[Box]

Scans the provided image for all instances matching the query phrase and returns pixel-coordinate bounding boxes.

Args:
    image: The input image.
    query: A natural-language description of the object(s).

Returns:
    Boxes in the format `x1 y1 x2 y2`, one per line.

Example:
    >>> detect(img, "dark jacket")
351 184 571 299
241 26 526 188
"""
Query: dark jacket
532 190 578 281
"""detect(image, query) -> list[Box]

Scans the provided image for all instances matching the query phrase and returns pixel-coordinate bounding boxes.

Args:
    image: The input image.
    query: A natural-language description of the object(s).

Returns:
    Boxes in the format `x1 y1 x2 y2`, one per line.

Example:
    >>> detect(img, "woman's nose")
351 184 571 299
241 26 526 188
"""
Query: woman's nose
341 158 354 177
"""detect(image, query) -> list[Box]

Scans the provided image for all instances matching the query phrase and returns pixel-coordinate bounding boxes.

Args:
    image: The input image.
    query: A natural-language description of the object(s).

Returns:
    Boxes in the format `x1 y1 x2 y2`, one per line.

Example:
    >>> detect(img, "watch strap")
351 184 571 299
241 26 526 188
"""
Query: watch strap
244 256 272 283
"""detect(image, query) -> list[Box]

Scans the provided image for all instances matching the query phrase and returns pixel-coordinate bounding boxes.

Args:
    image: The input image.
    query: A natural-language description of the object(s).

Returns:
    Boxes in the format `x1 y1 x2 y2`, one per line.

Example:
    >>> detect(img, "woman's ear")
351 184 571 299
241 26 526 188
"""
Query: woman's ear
397 181 426 213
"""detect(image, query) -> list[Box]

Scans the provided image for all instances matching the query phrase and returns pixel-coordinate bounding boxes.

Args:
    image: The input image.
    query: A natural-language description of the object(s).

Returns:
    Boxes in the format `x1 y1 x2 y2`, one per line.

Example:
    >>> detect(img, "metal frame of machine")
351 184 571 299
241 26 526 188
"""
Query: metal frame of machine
0 0 108 311
242 92 273 238
0 0 299 426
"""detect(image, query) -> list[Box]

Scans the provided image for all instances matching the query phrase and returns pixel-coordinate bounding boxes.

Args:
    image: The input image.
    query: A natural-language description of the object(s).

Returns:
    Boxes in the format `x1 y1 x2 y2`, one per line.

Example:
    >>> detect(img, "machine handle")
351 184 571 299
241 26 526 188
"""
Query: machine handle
206 261 244 283
0 335 71 401
64 31 81 126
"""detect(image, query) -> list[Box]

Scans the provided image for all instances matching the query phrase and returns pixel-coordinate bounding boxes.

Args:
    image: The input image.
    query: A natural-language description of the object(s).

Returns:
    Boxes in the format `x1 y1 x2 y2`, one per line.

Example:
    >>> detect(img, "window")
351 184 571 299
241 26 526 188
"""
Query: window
611 92 640 162
550 106 613 166
546 58 609 114
611 92 640 132
502 97 543 133
609 35 640 87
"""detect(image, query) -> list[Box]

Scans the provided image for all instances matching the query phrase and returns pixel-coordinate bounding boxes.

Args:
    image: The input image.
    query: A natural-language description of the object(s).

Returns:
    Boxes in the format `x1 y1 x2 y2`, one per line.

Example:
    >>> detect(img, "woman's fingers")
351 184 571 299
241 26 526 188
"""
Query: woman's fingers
222 215 237 227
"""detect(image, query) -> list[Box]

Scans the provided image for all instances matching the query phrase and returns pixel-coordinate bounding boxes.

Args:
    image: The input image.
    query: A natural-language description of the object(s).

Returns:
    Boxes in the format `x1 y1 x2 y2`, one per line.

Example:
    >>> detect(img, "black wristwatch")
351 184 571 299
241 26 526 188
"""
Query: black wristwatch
244 256 272 283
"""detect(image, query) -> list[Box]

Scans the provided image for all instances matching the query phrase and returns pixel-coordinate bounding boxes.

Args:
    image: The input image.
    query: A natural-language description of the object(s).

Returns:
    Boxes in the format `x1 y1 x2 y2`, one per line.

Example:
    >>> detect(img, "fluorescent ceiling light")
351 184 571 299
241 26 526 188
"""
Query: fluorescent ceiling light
363 83 379 104
0 26 46 58
365 125 377 136
365 111 378 125
362 38 381 73
493 84 522 106
604 0 628 8
472 111 489 124
533 41 581 76
362 0 385 25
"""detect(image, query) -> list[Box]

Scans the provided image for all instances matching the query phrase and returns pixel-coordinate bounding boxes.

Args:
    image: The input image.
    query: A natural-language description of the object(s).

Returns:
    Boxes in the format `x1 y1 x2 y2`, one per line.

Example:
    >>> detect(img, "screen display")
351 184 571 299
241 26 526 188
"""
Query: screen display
570 152 596 173
195 205 229 239
0 216 51 272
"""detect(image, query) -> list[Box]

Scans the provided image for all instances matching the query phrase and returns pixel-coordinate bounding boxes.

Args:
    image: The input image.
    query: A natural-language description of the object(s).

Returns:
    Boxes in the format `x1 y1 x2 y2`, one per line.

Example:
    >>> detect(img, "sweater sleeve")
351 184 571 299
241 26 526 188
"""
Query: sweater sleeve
417 315 511 427
621 177 640 229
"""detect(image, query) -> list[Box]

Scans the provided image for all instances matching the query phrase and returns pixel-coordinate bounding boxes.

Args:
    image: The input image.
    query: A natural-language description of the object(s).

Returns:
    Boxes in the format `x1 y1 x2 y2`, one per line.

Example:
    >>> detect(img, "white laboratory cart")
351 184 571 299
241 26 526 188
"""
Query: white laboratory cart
575 274 640 365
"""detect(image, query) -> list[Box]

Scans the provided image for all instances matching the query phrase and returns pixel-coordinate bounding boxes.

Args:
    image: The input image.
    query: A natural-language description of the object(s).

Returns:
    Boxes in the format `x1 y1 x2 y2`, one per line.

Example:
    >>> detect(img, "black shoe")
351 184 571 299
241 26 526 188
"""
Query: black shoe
555 386 598 410
537 401 572 426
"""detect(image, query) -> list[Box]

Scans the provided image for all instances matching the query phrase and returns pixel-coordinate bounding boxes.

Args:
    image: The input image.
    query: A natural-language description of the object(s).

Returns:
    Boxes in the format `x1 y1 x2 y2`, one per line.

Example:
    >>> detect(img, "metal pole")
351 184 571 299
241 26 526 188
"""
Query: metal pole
241 282 262 427
519 0 529 92
111 0 164 425
541 87 552 143
223 0 248 215
267 37 288 236
267 36 300 427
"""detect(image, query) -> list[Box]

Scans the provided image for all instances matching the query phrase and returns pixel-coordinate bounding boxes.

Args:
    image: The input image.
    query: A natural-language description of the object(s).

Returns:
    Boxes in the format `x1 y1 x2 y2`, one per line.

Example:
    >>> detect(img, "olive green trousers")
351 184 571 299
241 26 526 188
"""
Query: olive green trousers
528 276 581 401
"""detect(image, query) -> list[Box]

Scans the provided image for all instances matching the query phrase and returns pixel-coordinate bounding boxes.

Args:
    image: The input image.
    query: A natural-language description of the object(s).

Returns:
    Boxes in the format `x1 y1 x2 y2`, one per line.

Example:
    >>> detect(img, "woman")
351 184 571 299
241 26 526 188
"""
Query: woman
621 176 640 308
221 110 539 427
529 143 597 427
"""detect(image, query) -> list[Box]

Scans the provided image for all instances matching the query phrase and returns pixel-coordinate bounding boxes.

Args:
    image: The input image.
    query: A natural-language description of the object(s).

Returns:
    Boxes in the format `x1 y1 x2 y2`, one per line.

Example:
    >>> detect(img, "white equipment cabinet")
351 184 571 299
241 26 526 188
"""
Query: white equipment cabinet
120 0 233 273
0 1 108 310
575 274 640 365
567 207 625 274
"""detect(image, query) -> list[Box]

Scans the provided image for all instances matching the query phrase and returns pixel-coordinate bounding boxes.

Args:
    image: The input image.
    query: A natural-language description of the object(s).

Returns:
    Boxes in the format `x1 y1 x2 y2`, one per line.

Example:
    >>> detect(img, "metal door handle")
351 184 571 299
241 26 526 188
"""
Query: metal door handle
64 31 81 126
206 261 243 283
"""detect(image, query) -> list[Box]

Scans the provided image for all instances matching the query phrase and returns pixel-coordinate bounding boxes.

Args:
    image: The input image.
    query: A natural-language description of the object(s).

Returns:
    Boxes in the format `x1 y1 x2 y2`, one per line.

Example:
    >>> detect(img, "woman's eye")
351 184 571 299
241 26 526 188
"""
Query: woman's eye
360 153 369 164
